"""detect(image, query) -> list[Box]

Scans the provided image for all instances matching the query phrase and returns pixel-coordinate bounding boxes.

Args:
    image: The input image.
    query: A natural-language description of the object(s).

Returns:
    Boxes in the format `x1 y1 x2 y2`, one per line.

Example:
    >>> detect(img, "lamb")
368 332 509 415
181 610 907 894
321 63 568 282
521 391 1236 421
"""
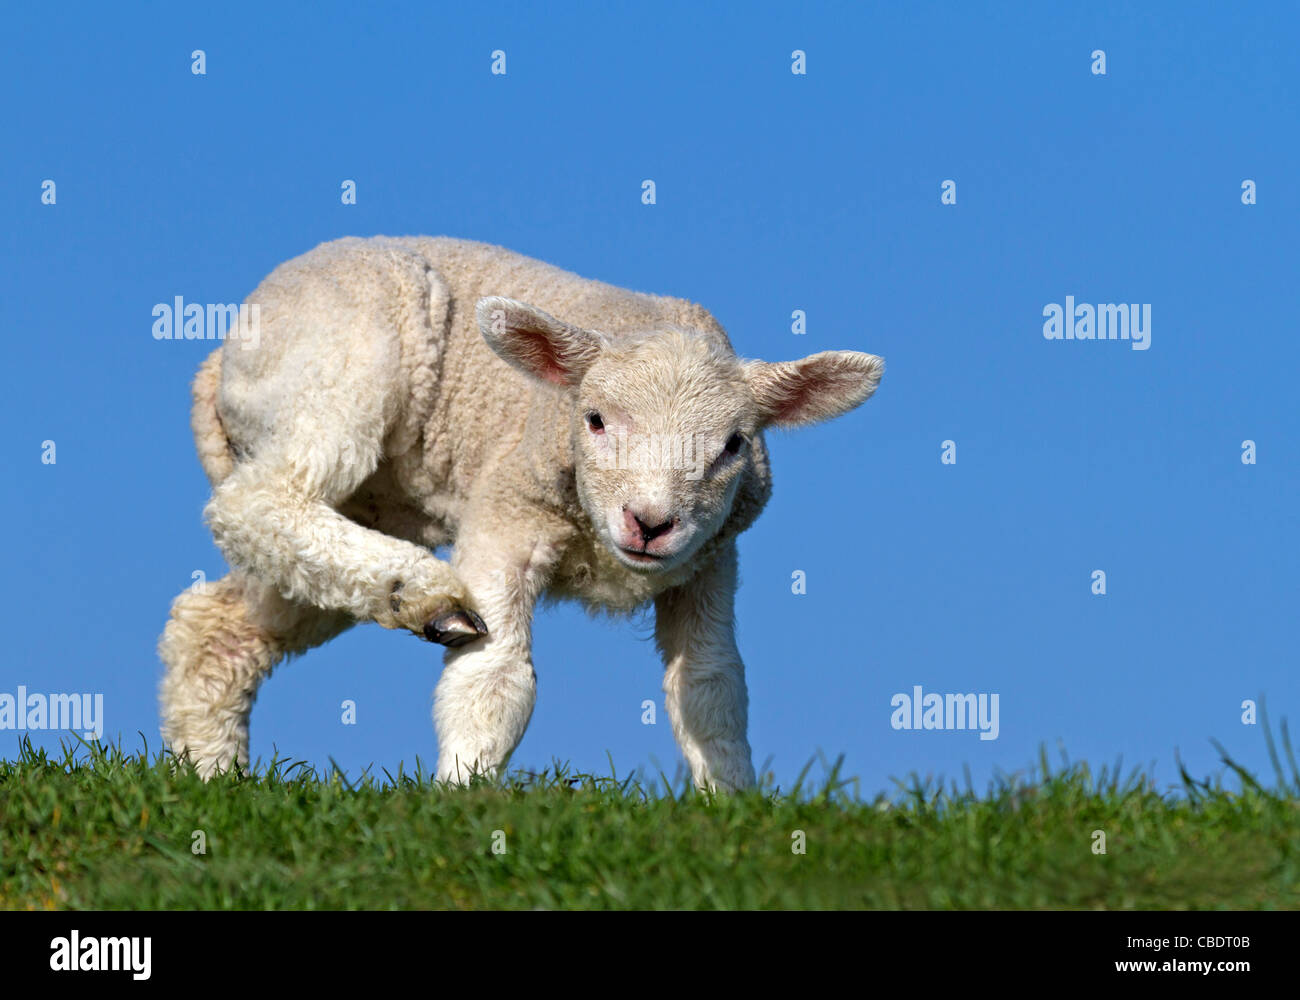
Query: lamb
158 236 884 791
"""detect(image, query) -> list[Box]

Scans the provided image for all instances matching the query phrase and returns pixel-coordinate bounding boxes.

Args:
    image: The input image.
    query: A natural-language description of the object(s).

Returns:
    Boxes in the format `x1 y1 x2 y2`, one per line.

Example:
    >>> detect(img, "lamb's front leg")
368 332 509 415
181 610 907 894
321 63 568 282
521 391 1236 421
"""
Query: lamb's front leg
433 523 556 784
654 541 757 793
207 465 484 643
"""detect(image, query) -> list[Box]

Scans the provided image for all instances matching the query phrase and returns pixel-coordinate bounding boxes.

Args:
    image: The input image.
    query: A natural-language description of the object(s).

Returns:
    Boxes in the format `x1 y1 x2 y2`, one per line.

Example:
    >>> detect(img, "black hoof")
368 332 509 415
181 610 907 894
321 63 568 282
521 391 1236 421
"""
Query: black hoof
423 608 488 647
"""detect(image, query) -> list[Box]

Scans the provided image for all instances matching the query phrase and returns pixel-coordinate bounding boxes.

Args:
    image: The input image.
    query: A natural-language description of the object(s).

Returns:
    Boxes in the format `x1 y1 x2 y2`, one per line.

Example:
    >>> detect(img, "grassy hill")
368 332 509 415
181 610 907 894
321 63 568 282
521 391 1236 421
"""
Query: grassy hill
2 735 1297 909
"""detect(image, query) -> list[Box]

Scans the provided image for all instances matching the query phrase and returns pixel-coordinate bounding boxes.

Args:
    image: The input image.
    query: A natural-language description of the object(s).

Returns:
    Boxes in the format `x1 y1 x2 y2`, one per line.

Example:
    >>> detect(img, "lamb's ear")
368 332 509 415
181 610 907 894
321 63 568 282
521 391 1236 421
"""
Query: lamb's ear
743 350 884 429
476 296 604 387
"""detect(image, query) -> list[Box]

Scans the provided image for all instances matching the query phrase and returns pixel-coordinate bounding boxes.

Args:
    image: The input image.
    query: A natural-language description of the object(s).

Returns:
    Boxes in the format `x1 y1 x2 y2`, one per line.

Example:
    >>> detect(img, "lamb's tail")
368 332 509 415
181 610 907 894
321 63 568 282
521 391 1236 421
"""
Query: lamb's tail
192 348 235 486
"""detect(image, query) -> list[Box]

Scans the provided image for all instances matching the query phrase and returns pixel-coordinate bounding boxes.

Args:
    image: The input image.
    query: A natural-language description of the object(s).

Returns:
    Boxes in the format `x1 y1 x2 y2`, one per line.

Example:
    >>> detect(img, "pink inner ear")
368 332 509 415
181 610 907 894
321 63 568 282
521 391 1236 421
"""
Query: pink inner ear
767 374 816 424
760 358 863 426
518 330 570 385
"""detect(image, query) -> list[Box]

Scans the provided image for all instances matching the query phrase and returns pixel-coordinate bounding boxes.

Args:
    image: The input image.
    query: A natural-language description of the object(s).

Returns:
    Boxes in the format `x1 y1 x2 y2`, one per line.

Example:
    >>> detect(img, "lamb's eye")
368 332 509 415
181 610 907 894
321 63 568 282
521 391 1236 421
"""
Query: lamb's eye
586 411 605 434
724 433 744 455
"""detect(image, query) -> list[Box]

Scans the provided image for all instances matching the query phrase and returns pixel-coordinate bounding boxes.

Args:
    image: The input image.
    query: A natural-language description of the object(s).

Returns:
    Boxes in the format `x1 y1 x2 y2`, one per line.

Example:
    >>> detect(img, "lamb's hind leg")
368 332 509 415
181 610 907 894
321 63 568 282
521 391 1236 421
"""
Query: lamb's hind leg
159 572 351 778
204 249 484 646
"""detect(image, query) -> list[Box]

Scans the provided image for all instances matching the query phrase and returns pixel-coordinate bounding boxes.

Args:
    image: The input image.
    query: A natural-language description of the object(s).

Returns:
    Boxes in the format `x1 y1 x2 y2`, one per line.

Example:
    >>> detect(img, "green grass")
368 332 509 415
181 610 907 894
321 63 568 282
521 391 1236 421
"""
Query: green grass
3 726 1299 909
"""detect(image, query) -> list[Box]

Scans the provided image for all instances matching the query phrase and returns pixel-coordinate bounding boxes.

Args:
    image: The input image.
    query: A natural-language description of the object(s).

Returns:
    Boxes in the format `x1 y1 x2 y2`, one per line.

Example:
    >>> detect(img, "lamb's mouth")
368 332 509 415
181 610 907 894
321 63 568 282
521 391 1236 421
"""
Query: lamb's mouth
617 546 666 567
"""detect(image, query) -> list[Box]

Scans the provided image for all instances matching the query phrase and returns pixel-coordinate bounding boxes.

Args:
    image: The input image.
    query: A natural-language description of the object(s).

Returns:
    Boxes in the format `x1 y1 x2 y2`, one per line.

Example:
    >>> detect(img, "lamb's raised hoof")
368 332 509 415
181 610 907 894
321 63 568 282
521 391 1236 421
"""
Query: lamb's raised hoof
424 609 488 647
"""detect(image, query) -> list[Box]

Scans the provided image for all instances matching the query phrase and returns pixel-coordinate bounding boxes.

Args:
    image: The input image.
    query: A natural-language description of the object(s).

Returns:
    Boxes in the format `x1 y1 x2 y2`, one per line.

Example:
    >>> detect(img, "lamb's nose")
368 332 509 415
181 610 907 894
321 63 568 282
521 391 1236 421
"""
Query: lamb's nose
624 507 676 543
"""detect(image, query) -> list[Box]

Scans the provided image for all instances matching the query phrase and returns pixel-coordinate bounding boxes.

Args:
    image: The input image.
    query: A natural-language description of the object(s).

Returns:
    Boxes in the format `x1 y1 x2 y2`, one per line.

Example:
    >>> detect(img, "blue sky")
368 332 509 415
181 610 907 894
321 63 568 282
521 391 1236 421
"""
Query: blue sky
1 2 1296 796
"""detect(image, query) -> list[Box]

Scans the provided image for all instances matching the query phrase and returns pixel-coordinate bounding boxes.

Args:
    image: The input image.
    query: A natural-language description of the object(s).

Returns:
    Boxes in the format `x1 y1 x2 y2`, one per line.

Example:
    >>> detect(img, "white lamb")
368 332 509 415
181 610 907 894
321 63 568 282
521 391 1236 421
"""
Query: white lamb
159 236 884 791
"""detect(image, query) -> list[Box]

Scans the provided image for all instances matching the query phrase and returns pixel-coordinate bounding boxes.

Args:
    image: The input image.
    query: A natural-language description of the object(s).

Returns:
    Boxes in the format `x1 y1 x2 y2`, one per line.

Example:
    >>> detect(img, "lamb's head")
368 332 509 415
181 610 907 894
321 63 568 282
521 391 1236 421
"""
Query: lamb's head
477 296 883 573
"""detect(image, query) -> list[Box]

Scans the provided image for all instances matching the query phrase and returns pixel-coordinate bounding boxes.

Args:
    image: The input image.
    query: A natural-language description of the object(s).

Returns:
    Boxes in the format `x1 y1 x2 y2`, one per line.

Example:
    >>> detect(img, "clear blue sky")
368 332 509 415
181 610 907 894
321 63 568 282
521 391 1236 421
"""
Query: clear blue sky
2 2 1296 796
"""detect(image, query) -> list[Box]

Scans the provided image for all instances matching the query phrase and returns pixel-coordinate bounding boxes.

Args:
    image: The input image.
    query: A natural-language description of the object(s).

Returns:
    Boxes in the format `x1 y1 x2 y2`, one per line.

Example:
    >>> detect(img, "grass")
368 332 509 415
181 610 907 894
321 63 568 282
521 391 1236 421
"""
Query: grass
2 723 1299 909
